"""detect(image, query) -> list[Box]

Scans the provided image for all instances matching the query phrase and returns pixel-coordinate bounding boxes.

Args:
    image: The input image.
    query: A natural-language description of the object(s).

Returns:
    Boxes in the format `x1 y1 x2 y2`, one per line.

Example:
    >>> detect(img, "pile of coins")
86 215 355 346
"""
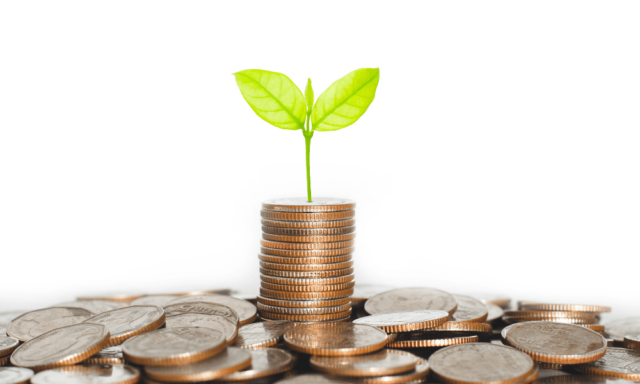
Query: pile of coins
258 198 356 323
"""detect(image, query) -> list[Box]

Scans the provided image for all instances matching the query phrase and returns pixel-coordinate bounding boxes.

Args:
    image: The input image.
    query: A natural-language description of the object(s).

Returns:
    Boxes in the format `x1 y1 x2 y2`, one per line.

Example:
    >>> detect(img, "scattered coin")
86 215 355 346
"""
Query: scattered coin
10 323 110 372
7 307 94 342
0 337 19 357
144 347 252 382
284 323 388 356
485 303 504 324
165 313 238 346
432 321 493 333
233 320 296 349
217 348 295 381
451 295 489 323
623 335 640 350
260 288 354 300
262 226 356 236
165 295 257 326
364 288 458 316
575 347 640 380
83 305 165 346
429 343 535 384
260 267 355 278
260 260 354 271
605 317 640 341
77 294 144 304
275 374 353 384
260 274 355 286
502 322 607 364
519 302 611 313
130 296 178 307
30 364 139 384
0 367 34 384
262 198 355 213
354 357 430 384
387 333 479 348
310 349 418 377
0 356 8 366
262 218 356 229
51 301 126 315
164 302 239 325
257 296 351 308
85 346 124 364
353 310 450 333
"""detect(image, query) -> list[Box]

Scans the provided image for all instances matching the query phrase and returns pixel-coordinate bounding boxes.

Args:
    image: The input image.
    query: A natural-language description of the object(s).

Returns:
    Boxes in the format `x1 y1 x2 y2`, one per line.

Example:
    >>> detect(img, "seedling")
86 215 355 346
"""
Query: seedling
234 68 380 202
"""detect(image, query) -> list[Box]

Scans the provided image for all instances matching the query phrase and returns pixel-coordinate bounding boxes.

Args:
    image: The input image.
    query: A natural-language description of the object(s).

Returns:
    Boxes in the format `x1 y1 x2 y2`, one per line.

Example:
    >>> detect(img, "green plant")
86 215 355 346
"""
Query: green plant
234 68 380 202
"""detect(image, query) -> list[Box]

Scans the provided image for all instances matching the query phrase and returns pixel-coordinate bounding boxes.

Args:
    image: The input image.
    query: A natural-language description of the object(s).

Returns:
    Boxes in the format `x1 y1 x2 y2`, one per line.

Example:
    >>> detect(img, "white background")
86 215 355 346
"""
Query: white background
1 2 639 320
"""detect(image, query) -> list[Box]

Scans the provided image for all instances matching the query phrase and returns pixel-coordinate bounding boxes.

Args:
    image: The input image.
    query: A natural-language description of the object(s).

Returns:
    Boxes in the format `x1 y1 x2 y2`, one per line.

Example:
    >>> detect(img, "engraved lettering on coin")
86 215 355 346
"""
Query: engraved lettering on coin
7 308 94 342
51 301 126 315
234 321 296 349
0 337 19 357
165 314 237 345
30 364 139 384
451 295 489 323
83 305 165 346
605 318 640 341
365 288 458 316
353 310 450 333
129 296 178 307
217 348 295 381
164 302 239 325
575 348 640 380
310 349 419 377
0 367 34 384
284 323 388 356
165 295 256 325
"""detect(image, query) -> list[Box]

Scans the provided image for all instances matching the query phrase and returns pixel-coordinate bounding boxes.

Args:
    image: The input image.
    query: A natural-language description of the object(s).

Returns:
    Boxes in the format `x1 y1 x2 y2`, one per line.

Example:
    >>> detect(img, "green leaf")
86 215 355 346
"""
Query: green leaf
311 68 380 131
305 78 314 113
234 69 306 130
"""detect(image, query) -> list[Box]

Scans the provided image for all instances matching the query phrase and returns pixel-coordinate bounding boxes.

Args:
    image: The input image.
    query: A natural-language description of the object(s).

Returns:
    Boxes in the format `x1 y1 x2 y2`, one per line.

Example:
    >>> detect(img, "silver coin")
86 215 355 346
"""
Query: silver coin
0 367 34 384
165 295 256 325
451 294 489 323
51 301 126 315
7 307 94 342
606 317 640 341
166 314 238 345
129 296 178 307
365 288 458 315
30 364 139 384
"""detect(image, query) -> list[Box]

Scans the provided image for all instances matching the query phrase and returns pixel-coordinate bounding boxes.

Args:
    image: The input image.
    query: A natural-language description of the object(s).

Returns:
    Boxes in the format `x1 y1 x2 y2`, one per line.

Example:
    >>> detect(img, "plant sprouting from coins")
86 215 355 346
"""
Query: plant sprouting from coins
234 68 380 202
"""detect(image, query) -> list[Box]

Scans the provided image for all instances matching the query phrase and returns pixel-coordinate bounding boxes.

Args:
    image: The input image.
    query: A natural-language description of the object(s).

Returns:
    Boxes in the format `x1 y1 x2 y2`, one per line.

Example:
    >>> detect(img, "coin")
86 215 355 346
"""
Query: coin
258 302 351 315
233 320 296 349
0 367 34 384
451 295 489 323
260 281 355 292
260 288 354 300
386 334 479 348
165 295 257 326
0 328 5 338
217 348 295 381
275 374 353 384
429 343 535 384
575 348 640 380
262 226 356 236
605 317 640 341
284 323 388 356
355 357 430 384
519 303 611 313
262 218 356 229
353 310 450 333
478 296 511 309
0 337 19 357
538 362 563 370
85 346 124 364
503 316 599 325
579 324 605 332
0 356 7 366
164 302 239 326
535 374 639 383
260 309 352 322
30 364 139 384
261 239 356 250
364 288 458 316
144 347 252 382
51 301 126 315
432 321 493 333
262 233 357 244
77 294 144 304
262 198 355 213
0 312 26 326
166 314 238 346
502 322 607 364
261 246 355 257
351 285 396 308
10 323 110 372
260 274 355 286
504 311 597 319
261 260 354 272
7 307 94 342
260 267 355 278
261 210 356 222
310 349 418 377
623 335 640 350
83 305 165 346
130 296 178 307
257 296 351 308
485 303 504 324
259 254 353 264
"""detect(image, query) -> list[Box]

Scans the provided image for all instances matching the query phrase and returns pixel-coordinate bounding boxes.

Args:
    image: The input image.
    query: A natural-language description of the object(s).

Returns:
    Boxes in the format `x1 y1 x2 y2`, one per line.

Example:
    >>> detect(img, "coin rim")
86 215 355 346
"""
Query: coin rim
283 323 388 356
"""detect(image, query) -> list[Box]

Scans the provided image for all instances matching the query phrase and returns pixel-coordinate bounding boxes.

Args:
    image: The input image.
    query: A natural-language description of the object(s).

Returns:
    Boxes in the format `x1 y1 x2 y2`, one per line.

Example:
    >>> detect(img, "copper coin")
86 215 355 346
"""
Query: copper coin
502 322 607 364
233 321 296 349
130 296 179 307
260 288 354 300
0 337 19 357
257 296 351 308
260 274 355 286
164 302 239 326
364 288 458 316
575 348 640 380
503 316 599 325
355 357 430 384
260 247 354 257
538 362 563 370
260 309 352 322
259 254 353 264
432 321 493 333
605 317 640 341
144 347 252 382
263 233 357 244
7 307 94 342
260 267 354 278
504 311 597 319
429 343 535 384
261 210 355 222
262 218 355 229
275 374 353 384
0 367 34 384
260 260 354 272
387 334 479 348
519 303 611 313
580 324 605 332
30 364 139 384
623 335 640 350
0 356 8 366
262 198 355 213
260 281 355 292
353 310 450 333
165 295 257 326
165 314 238 346
262 225 356 236
310 349 418 377
10 323 110 372
77 294 144 304
83 305 165 346
217 348 295 381
284 323 388 356
485 304 504 324
258 302 351 315
51 301 126 315
260 239 355 250
85 346 124 364
451 295 489 323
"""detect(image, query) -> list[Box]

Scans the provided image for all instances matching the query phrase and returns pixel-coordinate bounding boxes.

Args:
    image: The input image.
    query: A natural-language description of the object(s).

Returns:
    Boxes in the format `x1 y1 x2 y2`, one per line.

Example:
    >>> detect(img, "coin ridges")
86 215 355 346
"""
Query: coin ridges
260 260 354 271
261 210 355 222
257 296 351 308
259 254 352 264
262 198 355 213
260 239 355 250
623 335 640 350
503 316 598 325
283 323 388 356
262 233 357 243
261 247 354 257
258 303 352 315
262 226 356 236
260 274 355 286
260 309 352 322
260 288 354 300
432 321 493 333
261 218 355 228
260 281 355 292
260 267 354 278
353 310 450 333
387 335 479 348
519 303 611 313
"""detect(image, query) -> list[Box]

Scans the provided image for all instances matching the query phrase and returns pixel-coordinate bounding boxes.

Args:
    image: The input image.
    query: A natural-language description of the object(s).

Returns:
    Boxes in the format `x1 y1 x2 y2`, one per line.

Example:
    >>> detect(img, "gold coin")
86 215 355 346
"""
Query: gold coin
431 321 493 333
260 274 354 286
260 267 354 278
538 362 563 370
0 336 19 357
30 364 139 384
257 296 351 308
262 198 355 213
262 218 356 229
7 307 94 342
353 310 450 333
356 357 430 384
262 225 356 236
83 305 165 346
233 321 296 349
365 288 458 316
144 347 252 383
85 346 124 364
284 323 388 356
504 310 597 318
260 260 354 272
259 309 352 322
451 295 489 323
0 367 33 383
310 349 419 377
77 294 144 304
260 281 356 292
503 316 599 325
519 302 611 313
261 247 354 257
257 303 351 315
485 304 504 324
261 210 355 222
260 239 355 250
260 288 354 300
262 233 357 244
574 347 640 380
387 335 479 348
216 348 295 381
259 254 352 265
623 335 640 350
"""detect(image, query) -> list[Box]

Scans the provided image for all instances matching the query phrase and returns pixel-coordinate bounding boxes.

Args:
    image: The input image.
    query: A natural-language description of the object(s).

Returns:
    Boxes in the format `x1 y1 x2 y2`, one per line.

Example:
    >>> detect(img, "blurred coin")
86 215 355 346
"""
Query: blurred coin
165 295 257 326
233 321 296 349
261 210 355 222
0 337 19 357
429 343 534 384
260 281 355 292
166 314 238 346
0 356 8 366
579 324 605 332
257 296 351 309
623 335 640 350
575 348 640 380
262 233 356 244
0 367 34 384
485 304 504 324
260 288 354 301
262 198 355 213
536 374 639 383
260 310 352 322
477 296 511 309
260 274 355 286
259 254 353 265
144 347 252 382
83 305 165 346
77 294 144 304
262 218 355 229
10 323 109 372
0 312 27 326
519 303 611 313
155 289 232 296
7 307 93 342
260 267 354 278
387 333 479 348
365 288 458 316
260 247 354 258
217 348 295 381
164 302 239 325
260 260 354 272
284 323 387 356
432 321 493 333
262 226 356 236
51 301 126 315
504 311 597 319
503 316 599 325
275 374 352 384
0 327 5 337
130 296 178 307
260 240 355 250
310 349 418 377
353 310 449 333
355 357 430 384
258 302 351 315
605 317 640 341
538 362 563 370
351 285 396 308
85 345 124 364
502 322 607 364
30 364 139 384
451 295 489 323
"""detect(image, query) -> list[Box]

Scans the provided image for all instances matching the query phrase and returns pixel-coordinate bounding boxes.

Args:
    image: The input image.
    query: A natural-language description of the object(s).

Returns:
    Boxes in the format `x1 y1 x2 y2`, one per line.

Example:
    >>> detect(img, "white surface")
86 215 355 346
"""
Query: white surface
1 2 639 318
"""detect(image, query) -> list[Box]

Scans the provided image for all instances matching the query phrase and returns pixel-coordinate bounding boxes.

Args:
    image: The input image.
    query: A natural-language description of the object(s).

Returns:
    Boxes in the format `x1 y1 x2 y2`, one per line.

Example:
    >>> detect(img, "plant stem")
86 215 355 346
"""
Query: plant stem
304 130 313 202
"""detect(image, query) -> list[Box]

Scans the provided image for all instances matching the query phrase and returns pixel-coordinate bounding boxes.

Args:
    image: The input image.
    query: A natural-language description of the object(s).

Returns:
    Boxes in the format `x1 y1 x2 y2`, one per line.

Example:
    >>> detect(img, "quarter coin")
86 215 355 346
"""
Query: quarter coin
451 295 489 323
233 320 296 349
165 295 256 326
85 346 124 364
165 314 238 346
364 288 458 316
575 348 640 380
353 310 450 333
51 301 126 315
310 349 418 377
0 367 34 384
130 296 178 307
83 305 165 346
7 307 94 342
283 323 388 356
216 348 295 381
262 198 355 213
355 357 430 384
0 337 19 357
30 364 139 384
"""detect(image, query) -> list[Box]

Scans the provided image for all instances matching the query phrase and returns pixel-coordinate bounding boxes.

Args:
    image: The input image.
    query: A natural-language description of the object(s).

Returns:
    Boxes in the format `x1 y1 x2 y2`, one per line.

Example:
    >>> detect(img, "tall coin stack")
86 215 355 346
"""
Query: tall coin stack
257 198 356 322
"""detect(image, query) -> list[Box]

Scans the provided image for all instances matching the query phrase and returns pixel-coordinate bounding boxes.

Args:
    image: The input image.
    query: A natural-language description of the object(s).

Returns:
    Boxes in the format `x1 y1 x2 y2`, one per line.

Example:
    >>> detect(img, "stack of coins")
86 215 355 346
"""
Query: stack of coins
258 198 356 322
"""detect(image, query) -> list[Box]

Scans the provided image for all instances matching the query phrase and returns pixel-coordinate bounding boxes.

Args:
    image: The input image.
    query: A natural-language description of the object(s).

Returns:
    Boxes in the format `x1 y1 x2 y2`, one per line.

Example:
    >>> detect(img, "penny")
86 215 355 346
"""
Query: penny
623 335 640 350
575 348 640 380
260 274 355 286
605 317 640 341
275 374 353 384
261 239 356 250
144 347 252 382
355 357 430 384
260 281 355 292
261 210 355 222
310 349 418 377
260 247 354 258
386 334 479 348
259 254 353 264
451 295 489 323
7 307 94 342
284 323 388 356
260 267 355 278
0 367 34 384
123 327 226 366
503 316 599 325
262 198 355 213
258 302 352 315
502 322 607 364
485 303 504 324
262 226 356 236
77 294 144 304
130 296 178 307
166 314 238 346
504 311 597 319
0 337 19 357
364 288 458 316
432 321 493 333
262 233 357 244
260 287 354 300
165 295 257 326
261 260 354 272
83 305 165 346
233 320 296 349
260 309 352 322
257 296 351 308
51 301 126 315
164 302 239 326
85 346 124 364
30 364 139 384
262 218 355 229
353 310 450 333
10 323 110 372
429 343 535 384
217 348 295 381
519 303 611 313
